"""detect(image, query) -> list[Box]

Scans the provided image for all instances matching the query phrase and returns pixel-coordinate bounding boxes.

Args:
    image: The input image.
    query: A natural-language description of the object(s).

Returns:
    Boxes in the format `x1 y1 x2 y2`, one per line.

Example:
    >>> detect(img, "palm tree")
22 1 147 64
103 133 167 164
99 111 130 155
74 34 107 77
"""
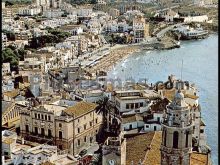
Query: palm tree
95 96 110 131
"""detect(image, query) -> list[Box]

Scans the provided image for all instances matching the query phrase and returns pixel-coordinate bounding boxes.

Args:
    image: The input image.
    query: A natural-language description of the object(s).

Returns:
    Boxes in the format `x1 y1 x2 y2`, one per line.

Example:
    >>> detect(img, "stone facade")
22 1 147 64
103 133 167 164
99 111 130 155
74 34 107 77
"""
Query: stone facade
20 101 103 156
161 90 194 165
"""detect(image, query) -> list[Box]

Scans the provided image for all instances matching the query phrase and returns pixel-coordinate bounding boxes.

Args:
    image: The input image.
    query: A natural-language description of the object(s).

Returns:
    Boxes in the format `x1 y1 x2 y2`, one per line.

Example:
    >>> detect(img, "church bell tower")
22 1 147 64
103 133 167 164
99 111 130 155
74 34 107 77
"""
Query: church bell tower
161 90 194 165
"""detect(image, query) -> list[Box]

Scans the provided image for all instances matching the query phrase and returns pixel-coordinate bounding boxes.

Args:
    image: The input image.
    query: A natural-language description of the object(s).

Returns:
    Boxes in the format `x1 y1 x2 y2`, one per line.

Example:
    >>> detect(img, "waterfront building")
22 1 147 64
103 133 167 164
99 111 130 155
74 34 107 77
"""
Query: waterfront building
160 90 194 164
112 90 160 114
157 75 210 152
132 16 149 43
112 90 148 114
20 101 103 155
120 131 211 164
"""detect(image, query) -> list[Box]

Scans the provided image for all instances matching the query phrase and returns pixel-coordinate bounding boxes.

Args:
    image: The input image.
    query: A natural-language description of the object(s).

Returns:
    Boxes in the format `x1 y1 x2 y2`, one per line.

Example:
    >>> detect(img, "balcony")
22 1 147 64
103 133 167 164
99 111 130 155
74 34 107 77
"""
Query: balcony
23 133 54 144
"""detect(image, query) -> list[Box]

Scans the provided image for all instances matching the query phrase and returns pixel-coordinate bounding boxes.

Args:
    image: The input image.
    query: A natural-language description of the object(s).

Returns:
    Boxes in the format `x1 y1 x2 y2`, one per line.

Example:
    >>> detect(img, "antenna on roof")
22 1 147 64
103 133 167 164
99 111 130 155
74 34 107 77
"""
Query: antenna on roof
181 59 183 81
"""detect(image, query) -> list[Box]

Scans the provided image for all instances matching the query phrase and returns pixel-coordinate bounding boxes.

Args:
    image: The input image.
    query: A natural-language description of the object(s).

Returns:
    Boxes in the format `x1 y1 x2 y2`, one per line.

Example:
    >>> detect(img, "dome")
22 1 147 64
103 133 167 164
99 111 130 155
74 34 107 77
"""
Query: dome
174 90 184 100
170 90 188 108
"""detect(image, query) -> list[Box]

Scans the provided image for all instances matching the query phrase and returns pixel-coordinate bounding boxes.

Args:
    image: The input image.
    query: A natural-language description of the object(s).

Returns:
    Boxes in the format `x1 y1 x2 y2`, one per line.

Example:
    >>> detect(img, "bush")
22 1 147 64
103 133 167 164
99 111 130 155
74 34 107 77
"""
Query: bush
2 47 24 71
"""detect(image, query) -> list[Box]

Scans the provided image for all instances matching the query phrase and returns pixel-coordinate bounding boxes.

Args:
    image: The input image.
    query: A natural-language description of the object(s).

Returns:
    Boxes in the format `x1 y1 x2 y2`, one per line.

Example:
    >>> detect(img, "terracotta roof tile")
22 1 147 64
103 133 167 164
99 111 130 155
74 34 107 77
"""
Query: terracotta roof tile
3 89 20 98
40 161 55 165
64 101 97 118
190 152 209 165
125 132 155 165
143 131 162 165
122 115 137 124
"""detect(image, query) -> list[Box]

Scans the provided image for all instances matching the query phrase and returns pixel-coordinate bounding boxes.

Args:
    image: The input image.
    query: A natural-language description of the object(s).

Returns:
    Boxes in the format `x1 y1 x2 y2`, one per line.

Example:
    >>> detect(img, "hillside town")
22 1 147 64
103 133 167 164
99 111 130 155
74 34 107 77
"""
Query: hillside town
1 0 217 164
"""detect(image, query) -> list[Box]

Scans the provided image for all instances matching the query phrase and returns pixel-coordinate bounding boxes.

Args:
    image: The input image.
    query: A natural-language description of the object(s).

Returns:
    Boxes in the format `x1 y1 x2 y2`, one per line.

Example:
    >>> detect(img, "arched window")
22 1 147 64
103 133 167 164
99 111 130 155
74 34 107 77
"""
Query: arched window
173 131 179 149
163 129 167 146
185 131 189 147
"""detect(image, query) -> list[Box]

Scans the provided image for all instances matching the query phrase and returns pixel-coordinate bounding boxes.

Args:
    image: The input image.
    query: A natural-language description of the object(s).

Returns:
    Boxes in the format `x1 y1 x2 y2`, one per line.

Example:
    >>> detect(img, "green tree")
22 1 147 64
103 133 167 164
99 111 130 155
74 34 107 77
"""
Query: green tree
95 96 110 130
2 46 26 71
14 16 20 21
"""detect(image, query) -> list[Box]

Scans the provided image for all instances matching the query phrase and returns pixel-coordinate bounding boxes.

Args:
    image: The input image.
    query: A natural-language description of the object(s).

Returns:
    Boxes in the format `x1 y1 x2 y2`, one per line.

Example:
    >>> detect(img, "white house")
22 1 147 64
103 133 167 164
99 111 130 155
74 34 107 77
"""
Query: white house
18 7 41 16
2 63 10 76
165 9 180 22
43 9 64 18
10 145 58 165
113 90 149 114
77 7 93 18
87 19 102 34
121 114 145 134
2 79 14 92
136 0 152 3
97 0 106 4
183 15 209 23
143 112 163 132
67 14 78 24
104 20 118 32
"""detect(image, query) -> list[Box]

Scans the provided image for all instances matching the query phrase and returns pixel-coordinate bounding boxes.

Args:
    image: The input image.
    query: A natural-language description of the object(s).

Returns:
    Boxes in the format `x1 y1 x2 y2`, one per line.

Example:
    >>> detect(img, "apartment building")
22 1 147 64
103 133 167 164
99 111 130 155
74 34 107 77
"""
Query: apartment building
132 16 149 43
20 101 103 155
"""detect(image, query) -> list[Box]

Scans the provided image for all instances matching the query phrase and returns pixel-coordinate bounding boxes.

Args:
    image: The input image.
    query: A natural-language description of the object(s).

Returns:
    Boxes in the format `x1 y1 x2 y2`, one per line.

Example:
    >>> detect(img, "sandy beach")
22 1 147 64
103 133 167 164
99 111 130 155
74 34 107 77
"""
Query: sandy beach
87 44 141 74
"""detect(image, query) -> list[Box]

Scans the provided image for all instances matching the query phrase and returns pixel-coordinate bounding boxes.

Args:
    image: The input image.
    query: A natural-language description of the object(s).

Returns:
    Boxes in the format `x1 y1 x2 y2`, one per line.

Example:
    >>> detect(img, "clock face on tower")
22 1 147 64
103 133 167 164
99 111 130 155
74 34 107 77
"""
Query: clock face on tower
108 159 116 165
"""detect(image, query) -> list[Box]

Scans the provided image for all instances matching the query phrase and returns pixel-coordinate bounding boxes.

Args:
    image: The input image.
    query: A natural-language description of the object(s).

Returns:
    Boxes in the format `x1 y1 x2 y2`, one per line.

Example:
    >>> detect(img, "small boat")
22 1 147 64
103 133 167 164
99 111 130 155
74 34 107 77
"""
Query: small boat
180 27 209 40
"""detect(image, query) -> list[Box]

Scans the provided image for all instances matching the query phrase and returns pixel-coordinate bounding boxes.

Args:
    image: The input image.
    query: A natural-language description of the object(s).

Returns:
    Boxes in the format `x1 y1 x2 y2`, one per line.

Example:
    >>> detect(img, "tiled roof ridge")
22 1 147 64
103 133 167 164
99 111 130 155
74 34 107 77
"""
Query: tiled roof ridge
142 131 156 164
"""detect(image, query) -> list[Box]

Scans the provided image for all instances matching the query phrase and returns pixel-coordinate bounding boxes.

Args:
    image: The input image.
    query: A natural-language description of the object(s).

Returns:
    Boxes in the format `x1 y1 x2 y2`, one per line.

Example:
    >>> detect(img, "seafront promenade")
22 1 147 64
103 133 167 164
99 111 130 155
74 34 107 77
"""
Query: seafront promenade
86 23 184 75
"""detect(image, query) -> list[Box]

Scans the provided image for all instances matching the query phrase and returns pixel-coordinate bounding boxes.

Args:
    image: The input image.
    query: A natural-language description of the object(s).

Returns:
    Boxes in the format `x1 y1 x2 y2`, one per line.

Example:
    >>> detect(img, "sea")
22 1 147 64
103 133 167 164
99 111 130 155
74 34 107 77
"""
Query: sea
107 34 218 164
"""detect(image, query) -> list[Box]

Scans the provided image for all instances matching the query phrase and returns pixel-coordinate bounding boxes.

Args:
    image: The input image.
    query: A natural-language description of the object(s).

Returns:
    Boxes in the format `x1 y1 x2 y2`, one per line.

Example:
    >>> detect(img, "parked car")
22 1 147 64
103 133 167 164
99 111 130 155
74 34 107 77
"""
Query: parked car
79 149 87 156
74 154 81 160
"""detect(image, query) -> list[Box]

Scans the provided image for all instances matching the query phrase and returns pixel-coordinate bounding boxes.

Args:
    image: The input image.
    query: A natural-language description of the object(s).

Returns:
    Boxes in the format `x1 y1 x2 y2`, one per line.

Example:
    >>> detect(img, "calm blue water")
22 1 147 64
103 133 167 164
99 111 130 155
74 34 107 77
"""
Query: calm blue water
108 34 218 164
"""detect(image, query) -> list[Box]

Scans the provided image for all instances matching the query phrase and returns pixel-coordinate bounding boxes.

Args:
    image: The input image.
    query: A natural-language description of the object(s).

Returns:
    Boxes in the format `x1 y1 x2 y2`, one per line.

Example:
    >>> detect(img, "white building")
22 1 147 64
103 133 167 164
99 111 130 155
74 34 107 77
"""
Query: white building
121 114 145 133
2 63 11 76
164 9 180 22
77 7 93 18
104 20 118 32
18 7 41 16
97 0 107 4
2 130 78 165
136 0 152 3
183 15 209 23
2 33 7 48
2 2 5 9
67 14 78 24
87 19 102 34
132 16 149 43
43 9 64 18
10 145 58 165
143 112 163 132
36 0 47 6
2 79 14 92
160 90 194 164
112 90 150 113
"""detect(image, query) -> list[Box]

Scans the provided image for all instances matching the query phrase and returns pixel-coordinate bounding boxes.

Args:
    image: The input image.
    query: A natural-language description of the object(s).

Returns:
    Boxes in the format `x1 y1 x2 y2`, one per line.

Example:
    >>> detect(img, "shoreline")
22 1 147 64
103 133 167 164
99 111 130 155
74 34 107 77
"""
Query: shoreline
87 45 141 74
87 40 179 74
87 24 217 75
